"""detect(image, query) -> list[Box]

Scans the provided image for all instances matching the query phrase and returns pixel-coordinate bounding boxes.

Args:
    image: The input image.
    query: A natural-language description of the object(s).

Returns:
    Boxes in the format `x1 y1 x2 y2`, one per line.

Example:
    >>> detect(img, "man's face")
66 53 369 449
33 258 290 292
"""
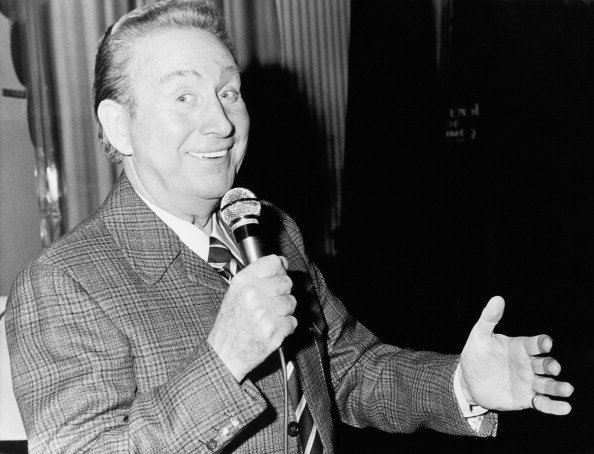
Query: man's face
125 27 249 216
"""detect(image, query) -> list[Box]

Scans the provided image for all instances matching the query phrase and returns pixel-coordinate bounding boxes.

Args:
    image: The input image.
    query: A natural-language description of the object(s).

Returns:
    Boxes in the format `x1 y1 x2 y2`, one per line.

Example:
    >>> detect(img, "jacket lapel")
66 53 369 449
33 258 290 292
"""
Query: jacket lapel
179 241 229 293
99 172 226 292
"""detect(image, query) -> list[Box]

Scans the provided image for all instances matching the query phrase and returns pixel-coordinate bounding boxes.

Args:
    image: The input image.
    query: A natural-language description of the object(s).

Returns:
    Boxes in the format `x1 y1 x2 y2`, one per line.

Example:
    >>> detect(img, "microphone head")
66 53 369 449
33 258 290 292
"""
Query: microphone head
220 187 261 226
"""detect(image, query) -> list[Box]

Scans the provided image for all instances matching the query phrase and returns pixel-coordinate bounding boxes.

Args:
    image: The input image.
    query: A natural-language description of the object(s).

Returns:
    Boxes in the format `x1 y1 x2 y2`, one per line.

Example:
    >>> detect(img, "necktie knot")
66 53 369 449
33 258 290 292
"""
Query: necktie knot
207 236 243 282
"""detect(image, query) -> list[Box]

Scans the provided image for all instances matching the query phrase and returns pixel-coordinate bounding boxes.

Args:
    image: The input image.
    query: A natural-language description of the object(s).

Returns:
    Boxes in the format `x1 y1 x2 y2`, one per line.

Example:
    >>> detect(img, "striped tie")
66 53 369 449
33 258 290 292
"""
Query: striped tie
207 236 243 282
287 361 323 453
208 237 322 452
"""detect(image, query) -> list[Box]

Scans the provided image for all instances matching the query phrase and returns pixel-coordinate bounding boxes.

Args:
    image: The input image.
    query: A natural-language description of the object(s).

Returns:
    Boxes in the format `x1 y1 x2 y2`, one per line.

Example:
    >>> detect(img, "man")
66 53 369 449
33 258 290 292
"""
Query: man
6 1 573 453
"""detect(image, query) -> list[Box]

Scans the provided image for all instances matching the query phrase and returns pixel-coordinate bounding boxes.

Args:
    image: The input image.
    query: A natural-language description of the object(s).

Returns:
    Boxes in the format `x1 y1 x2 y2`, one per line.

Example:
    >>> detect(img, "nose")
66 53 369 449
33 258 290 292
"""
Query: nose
199 96 234 137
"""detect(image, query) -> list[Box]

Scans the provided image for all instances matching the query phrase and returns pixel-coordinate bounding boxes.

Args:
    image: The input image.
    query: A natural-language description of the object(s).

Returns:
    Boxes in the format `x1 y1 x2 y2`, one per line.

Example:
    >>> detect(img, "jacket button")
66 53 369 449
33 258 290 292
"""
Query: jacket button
287 421 300 437
206 439 218 451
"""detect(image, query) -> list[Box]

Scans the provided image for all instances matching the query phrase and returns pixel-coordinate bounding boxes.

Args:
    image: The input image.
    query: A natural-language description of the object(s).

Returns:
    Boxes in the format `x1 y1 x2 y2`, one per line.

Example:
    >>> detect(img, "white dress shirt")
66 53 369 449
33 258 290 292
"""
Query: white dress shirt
136 192 243 265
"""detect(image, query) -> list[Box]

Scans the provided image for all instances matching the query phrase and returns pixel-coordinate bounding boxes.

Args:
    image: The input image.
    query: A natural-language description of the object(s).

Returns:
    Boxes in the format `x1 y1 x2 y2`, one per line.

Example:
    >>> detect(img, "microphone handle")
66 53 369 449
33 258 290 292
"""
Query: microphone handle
232 220 265 264
237 236 265 264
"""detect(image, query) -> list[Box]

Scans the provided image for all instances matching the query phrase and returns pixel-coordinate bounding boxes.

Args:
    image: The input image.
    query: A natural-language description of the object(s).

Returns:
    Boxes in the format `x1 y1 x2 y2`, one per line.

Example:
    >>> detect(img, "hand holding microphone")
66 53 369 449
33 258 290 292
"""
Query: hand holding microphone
207 189 298 382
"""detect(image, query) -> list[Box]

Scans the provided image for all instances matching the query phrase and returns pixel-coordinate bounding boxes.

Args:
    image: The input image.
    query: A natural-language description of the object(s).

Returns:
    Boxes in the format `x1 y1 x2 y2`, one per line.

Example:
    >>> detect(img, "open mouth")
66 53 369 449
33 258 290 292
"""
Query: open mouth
189 149 229 159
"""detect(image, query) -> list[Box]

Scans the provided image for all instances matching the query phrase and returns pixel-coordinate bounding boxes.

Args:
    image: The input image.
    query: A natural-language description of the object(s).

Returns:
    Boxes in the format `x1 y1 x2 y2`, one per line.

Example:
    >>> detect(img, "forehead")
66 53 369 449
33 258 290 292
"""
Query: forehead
129 27 236 85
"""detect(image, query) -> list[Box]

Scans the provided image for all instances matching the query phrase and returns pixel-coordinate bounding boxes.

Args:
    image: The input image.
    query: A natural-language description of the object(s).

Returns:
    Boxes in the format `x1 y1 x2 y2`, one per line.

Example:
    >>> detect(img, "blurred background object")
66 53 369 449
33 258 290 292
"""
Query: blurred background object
0 0 41 298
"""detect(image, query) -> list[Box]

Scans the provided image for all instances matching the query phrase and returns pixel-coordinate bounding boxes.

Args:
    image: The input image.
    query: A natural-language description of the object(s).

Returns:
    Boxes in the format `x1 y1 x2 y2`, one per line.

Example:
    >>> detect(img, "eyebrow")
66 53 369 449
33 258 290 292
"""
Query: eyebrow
221 64 241 79
158 69 202 85
158 65 241 85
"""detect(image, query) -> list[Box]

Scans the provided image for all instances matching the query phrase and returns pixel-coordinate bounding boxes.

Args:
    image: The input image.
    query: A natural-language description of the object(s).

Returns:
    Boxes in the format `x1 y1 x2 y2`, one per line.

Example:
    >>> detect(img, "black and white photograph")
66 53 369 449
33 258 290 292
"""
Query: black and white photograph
0 1 592 453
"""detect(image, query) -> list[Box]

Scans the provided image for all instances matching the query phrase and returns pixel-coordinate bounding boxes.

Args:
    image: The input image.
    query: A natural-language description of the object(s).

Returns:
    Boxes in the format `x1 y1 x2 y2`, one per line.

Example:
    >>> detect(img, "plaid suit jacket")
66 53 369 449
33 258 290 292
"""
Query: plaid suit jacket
6 173 496 453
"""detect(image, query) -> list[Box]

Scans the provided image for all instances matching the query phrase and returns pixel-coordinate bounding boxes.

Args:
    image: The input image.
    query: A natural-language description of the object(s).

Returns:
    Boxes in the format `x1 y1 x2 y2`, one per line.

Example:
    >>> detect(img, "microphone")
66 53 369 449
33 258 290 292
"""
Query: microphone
219 187 264 264
220 187 291 454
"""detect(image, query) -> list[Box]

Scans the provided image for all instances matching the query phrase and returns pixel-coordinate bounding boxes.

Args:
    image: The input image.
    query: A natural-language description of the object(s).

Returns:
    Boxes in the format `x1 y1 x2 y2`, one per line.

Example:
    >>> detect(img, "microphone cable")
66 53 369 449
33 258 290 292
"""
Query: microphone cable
278 346 289 454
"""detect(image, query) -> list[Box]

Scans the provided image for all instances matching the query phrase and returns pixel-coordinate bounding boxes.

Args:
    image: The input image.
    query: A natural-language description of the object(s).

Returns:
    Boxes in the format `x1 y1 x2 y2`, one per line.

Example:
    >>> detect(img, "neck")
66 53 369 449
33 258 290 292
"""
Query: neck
192 213 215 234
123 158 218 235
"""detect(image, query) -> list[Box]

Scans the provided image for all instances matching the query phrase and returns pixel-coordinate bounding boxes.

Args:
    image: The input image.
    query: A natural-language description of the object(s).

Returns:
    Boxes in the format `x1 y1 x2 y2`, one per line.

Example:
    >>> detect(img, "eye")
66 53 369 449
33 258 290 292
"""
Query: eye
176 93 196 104
220 89 240 102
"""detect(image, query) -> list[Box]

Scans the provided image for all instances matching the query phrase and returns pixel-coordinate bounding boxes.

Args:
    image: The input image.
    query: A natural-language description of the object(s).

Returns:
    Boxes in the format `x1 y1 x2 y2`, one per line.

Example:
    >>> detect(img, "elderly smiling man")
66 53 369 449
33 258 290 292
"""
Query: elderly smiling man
6 1 573 453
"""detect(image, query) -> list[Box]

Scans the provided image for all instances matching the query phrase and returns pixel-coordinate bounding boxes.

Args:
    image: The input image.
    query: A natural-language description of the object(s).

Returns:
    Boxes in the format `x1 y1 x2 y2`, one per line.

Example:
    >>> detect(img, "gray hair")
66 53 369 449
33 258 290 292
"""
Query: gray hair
93 0 237 162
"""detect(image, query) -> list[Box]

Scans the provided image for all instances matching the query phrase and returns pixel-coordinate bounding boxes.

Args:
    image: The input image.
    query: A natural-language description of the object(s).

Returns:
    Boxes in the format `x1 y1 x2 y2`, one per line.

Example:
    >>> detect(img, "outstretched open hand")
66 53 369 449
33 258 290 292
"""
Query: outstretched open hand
460 296 574 415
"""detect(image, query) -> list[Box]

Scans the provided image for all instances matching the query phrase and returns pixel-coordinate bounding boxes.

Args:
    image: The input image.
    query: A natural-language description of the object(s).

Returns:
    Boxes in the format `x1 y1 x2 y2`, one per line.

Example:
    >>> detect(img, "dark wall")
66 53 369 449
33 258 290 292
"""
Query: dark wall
236 63 331 265
337 0 594 452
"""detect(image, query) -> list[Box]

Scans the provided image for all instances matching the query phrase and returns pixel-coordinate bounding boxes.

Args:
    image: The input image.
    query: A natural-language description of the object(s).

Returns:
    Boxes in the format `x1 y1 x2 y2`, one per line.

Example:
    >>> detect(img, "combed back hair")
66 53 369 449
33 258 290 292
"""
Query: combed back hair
93 0 237 163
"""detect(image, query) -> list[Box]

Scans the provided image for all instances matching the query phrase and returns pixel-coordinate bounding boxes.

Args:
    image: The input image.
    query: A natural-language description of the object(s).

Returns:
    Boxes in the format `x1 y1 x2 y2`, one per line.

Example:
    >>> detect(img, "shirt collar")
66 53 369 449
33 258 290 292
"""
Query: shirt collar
134 190 243 265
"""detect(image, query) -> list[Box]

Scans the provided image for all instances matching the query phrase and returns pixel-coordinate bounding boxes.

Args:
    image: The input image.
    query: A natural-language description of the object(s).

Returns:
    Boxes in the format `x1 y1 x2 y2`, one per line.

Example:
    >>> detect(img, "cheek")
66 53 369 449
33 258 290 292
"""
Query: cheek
234 107 250 133
225 101 249 131
133 112 191 153
235 115 250 163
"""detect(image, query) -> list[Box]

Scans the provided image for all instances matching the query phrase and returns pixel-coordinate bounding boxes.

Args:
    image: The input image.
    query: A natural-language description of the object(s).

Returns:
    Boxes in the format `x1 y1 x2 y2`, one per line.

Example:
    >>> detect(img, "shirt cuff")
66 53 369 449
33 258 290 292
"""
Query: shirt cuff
453 363 488 432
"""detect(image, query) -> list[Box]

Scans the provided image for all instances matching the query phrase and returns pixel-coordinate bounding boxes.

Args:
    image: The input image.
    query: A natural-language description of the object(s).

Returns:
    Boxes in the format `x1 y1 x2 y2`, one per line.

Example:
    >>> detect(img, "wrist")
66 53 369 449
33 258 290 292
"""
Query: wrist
207 332 247 383
457 363 477 406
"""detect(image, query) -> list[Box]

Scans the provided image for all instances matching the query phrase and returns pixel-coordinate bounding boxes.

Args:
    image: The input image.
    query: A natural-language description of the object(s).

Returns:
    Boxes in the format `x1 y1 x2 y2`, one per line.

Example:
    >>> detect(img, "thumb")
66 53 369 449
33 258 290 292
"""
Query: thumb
474 295 505 336
242 254 287 278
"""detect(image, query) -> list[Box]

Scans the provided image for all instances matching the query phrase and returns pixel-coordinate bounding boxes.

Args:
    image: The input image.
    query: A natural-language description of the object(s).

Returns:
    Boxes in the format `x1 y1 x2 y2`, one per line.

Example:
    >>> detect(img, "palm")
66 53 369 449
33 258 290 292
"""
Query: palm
462 332 536 410
459 296 573 415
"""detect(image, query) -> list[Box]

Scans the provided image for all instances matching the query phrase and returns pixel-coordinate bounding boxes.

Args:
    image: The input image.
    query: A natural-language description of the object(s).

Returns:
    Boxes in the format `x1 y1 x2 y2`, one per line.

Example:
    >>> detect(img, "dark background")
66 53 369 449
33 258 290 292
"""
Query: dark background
336 0 594 453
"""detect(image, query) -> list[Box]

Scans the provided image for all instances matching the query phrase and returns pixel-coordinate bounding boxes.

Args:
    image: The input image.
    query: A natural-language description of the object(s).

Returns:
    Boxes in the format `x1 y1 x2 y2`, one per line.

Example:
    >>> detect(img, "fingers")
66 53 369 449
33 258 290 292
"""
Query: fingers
234 256 293 297
264 274 293 296
240 277 294 316
258 297 298 346
474 296 505 336
532 394 572 416
278 256 289 270
522 335 553 356
276 315 298 339
531 356 561 376
527 338 573 416
242 255 288 278
532 376 574 398
270 294 297 317
232 255 296 329
265 314 298 354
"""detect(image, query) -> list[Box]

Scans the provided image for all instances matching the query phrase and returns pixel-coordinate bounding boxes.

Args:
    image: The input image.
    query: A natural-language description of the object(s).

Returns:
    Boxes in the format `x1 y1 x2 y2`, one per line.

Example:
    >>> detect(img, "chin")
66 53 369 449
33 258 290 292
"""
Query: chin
195 181 235 201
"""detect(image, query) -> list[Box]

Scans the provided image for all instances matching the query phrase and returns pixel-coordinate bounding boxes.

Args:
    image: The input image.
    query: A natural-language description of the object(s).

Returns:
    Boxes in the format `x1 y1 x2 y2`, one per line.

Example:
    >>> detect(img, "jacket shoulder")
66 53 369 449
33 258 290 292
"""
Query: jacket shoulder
11 204 126 303
38 211 115 269
260 201 306 253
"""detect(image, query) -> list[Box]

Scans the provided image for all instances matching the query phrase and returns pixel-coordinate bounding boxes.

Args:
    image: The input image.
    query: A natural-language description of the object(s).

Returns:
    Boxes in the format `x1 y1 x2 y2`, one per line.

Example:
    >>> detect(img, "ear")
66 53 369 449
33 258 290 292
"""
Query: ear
97 99 134 157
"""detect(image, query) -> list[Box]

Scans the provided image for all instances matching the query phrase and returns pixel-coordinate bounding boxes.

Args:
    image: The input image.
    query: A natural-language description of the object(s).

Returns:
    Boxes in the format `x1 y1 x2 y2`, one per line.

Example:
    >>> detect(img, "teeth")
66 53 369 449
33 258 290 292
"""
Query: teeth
190 150 228 159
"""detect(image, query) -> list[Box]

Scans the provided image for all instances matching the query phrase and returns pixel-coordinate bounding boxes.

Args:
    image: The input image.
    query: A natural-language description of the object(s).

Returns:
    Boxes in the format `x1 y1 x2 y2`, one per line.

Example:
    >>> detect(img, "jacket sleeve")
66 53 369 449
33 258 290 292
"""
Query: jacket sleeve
6 263 266 454
278 210 498 438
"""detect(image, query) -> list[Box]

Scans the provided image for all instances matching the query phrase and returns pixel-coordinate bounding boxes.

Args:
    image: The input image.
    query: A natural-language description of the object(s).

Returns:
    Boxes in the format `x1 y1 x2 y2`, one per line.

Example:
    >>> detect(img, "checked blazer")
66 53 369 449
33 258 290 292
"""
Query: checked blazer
6 173 497 454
